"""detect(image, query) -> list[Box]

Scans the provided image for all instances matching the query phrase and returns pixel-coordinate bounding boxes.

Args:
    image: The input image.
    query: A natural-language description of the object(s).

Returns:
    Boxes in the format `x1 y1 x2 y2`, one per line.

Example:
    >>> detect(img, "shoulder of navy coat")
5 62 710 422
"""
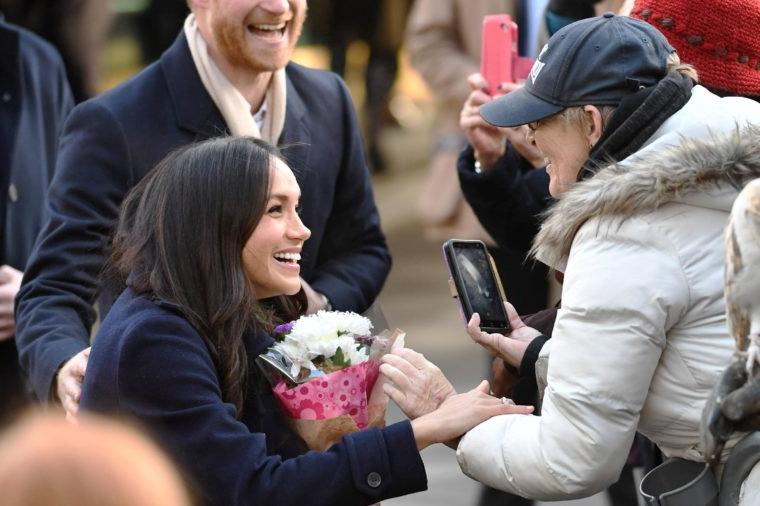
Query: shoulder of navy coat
81 288 426 506
16 31 390 401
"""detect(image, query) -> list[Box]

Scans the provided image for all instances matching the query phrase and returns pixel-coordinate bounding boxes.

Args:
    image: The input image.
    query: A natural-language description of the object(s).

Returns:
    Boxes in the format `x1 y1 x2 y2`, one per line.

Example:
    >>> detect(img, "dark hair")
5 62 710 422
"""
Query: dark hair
109 137 304 415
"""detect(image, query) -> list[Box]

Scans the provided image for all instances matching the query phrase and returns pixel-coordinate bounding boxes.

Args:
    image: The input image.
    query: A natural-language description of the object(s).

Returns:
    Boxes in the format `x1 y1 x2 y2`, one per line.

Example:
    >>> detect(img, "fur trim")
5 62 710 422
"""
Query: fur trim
531 125 760 268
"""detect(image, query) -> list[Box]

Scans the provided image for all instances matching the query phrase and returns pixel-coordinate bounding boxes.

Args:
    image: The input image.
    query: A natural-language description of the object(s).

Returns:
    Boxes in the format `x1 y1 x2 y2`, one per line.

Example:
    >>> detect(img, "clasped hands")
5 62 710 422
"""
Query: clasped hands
379 301 540 449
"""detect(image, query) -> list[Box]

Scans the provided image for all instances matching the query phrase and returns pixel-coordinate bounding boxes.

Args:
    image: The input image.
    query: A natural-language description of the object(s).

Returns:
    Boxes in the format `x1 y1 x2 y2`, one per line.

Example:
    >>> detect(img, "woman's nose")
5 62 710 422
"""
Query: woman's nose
289 214 311 241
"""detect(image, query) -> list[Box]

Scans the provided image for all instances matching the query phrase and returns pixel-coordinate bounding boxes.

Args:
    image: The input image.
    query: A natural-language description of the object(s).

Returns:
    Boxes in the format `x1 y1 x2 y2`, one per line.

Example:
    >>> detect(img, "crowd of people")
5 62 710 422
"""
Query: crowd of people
1 0 759 505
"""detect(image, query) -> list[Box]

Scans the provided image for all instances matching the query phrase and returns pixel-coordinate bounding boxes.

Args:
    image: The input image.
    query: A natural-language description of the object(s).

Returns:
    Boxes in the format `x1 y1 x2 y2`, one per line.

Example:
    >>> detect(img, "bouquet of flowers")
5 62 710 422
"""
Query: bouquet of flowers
257 310 404 451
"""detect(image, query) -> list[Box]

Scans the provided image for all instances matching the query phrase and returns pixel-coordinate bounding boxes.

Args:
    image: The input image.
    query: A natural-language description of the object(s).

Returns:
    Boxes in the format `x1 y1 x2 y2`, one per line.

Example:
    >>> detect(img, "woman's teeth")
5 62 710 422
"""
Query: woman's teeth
274 252 300 263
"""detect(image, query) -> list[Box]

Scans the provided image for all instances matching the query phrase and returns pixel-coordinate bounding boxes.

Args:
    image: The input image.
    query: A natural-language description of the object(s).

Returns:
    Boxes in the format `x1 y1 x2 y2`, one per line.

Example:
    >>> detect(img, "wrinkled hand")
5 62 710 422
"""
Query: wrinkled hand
411 380 534 450
300 277 328 314
0 265 23 341
460 73 509 169
56 347 90 417
380 348 456 419
468 301 542 368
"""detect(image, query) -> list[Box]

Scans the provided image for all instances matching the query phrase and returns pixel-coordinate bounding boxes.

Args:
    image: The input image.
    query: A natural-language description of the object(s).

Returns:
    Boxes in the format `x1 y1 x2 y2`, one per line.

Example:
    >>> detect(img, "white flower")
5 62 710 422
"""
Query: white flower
271 311 374 372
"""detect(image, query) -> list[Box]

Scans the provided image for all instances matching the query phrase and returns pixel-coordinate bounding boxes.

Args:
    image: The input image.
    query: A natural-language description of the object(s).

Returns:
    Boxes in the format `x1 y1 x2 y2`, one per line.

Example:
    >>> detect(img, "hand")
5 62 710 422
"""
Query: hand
380 348 456 419
0 265 23 341
56 347 90 416
411 380 534 450
467 301 542 368
300 277 328 314
460 73 509 169
502 125 545 168
490 356 519 398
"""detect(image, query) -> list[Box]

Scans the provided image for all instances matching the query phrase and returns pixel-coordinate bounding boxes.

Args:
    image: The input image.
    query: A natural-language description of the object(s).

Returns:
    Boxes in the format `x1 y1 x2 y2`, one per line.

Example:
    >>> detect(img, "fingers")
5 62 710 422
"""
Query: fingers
60 375 82 416
494 403 535 416
379 363 412 392
467 72 488 92
503 301 525 329
392 347 430 370
382 353 419 379
498 81 522 94
382 382 406 409
475 380 490 394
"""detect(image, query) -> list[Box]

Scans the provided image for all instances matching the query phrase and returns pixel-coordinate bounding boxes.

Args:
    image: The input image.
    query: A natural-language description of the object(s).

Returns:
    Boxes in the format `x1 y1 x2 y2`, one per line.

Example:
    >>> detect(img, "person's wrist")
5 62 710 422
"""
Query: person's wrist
410 415 437 450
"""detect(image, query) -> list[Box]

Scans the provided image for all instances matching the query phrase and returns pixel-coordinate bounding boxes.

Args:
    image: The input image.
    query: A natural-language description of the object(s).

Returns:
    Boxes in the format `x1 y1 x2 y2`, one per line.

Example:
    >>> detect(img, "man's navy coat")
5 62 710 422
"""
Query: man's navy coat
16 33 391 401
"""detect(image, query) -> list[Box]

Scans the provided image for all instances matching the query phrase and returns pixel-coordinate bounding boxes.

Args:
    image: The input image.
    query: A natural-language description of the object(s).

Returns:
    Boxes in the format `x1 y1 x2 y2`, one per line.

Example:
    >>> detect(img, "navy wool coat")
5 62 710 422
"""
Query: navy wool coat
81 288 427 506
16 33 391 401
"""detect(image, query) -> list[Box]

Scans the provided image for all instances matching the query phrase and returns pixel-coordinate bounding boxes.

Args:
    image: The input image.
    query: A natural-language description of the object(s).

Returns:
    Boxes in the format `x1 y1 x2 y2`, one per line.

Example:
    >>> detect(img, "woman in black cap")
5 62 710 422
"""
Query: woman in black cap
381 13 760 503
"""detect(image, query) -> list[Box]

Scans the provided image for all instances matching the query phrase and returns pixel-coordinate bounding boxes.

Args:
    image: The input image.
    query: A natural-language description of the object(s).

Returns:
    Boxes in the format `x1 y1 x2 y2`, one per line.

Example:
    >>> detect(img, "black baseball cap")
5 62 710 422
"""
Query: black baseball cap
481 13 675 128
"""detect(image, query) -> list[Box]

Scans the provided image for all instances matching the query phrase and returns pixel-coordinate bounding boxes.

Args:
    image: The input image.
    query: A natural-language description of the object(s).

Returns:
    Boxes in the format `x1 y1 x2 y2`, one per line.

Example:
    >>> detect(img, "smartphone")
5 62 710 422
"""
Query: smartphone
443 239 511 333
480 14 534 95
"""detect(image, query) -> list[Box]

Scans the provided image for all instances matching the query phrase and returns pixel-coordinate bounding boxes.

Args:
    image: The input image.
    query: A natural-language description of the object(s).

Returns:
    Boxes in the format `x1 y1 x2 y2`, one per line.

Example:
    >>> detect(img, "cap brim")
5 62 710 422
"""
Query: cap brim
480 87 563 128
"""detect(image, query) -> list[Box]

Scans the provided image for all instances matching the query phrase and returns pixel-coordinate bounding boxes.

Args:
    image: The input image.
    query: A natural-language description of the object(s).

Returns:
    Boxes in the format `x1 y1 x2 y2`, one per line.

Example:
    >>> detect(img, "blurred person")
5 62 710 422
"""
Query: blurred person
0 412 192 506
16 0 391 420
384 14 760 502
0 0 112 102
136 0 190 63
405 0 549 318
0 18 73 424
79 136 534 506
312 0 411 173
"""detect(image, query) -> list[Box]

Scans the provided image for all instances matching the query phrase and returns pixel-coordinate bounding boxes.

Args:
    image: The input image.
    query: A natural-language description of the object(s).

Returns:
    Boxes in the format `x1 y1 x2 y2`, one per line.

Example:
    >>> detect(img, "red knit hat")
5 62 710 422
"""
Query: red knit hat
631 0 760 96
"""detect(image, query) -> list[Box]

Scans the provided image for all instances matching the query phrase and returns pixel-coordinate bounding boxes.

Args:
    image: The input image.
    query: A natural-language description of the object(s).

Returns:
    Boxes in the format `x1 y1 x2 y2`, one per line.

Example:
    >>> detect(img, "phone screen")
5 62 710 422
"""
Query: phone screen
448 241 509 330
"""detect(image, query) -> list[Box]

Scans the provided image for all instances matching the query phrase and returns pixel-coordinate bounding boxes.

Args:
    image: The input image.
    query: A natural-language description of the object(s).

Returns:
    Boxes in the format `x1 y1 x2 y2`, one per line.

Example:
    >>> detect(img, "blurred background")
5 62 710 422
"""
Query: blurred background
0 0 634 503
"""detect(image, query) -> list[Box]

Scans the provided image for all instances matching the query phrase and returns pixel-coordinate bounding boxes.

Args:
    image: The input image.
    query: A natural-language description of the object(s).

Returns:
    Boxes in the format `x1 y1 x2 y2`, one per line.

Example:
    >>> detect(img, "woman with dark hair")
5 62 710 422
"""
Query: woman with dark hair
80 136 532 506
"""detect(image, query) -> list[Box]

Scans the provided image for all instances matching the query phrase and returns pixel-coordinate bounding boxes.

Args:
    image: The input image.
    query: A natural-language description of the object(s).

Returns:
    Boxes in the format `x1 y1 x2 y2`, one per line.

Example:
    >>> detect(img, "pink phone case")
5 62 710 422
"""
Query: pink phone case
480 14 534 95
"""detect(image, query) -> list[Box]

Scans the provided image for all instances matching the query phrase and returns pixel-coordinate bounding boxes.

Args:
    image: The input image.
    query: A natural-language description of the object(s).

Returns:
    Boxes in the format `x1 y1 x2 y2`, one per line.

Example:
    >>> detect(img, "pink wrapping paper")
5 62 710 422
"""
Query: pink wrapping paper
273 361 380 429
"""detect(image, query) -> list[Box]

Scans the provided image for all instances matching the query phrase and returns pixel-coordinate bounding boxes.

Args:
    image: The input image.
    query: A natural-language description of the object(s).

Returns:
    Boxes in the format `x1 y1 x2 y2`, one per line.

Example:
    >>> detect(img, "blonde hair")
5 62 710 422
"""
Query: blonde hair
666 52 699 82
0 412 192 506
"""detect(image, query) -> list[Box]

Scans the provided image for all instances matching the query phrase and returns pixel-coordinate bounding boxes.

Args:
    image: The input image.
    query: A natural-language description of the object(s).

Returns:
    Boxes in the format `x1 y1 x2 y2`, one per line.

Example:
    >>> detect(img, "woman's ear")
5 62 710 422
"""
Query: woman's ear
583 105 604 148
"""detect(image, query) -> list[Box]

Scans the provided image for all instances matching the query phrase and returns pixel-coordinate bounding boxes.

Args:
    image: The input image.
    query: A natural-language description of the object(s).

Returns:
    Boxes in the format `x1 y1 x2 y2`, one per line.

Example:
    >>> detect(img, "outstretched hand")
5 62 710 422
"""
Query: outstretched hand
380 348 456 419
467 301 542 368
411 380 534 450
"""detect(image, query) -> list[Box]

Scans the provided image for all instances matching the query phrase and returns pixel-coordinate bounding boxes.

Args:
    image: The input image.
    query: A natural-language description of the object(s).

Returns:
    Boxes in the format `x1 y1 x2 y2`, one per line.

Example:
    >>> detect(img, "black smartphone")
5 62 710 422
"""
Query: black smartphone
443 239 511 333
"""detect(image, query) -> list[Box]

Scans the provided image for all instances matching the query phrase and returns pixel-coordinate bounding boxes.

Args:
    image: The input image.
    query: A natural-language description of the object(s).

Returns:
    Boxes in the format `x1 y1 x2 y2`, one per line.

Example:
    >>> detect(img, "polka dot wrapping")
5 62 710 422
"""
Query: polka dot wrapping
273 361 380 429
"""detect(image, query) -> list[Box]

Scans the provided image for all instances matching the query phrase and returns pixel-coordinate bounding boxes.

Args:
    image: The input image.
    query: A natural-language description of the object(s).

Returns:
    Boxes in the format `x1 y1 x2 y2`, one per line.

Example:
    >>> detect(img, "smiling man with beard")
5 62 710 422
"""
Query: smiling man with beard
15 0 391 418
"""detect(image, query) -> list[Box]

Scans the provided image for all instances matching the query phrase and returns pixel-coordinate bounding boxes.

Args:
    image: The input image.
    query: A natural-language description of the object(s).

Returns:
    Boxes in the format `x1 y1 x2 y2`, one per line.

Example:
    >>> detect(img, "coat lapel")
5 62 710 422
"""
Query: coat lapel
278 67 311 187
160 32 227 140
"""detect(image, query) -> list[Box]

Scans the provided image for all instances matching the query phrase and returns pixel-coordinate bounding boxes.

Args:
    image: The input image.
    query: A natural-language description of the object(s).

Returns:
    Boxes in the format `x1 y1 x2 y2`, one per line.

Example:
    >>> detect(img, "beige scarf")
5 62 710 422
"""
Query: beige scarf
183 14 287 144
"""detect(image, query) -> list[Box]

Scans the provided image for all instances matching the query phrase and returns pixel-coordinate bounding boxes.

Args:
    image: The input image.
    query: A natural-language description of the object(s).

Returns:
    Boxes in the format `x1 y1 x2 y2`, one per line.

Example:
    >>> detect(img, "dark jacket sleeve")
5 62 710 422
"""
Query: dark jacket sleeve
15 99 133 400
307 78 391 312
458 144 552 253
106 316 427 506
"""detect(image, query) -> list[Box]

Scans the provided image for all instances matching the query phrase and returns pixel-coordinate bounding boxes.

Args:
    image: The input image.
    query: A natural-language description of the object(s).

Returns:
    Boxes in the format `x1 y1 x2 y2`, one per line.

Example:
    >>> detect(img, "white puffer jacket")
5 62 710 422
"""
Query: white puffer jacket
456 86 760 500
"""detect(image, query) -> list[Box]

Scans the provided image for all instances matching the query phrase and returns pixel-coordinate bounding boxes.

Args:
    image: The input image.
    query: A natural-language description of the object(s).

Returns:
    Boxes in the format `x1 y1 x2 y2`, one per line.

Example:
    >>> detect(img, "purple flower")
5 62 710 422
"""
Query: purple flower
273 321 295 339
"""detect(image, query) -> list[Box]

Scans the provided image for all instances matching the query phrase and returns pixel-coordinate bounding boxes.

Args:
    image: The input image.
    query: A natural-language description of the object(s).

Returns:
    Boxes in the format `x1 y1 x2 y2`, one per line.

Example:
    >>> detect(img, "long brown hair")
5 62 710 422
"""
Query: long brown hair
109 137 304 415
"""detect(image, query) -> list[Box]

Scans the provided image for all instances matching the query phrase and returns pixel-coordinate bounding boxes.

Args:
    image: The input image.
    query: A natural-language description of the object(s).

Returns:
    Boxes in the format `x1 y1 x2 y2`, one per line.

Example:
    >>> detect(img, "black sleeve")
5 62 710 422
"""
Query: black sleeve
458 144 552 253
519 334 550 379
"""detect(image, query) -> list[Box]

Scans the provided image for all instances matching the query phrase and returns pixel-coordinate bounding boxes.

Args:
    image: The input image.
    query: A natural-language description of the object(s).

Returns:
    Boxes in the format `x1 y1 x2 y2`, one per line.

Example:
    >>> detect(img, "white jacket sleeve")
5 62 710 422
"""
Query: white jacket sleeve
457 218 689 499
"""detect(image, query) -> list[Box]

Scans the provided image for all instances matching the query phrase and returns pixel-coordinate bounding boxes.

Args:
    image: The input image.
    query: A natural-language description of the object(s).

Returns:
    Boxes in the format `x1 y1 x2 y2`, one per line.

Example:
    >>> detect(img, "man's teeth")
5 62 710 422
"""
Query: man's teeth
274 252 300 262
253 23 286 31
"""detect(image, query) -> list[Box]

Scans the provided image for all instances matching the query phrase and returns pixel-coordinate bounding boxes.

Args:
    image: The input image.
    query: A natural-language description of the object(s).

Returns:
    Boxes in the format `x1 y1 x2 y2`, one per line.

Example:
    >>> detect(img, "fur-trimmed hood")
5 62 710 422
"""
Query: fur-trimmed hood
531 123 760 269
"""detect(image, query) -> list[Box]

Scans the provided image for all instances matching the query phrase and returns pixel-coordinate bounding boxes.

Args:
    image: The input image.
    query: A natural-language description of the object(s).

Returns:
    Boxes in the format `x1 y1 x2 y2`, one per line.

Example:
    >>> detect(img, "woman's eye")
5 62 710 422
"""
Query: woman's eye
295 204 303 215
267 205 282 214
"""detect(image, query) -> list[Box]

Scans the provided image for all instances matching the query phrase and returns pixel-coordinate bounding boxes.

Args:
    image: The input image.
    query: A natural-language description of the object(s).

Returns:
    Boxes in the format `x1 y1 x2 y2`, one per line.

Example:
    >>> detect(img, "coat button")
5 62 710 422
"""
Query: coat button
8 184 17 203
366 471 382 488
1 92 10 103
